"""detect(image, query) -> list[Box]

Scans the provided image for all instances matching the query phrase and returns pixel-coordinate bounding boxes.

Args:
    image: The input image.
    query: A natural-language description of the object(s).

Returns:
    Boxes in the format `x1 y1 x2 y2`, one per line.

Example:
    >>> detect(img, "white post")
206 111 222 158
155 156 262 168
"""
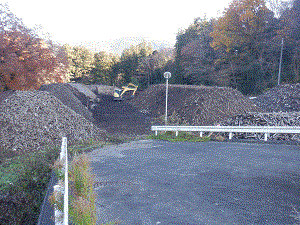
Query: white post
200 131 203 137
63 137 68 225
264 133 268 141
155 130 158 136
165 78 169 126
163 72 171 126
229 132 233 140
175 131 178 136
55 137 68 225
54 185 63 225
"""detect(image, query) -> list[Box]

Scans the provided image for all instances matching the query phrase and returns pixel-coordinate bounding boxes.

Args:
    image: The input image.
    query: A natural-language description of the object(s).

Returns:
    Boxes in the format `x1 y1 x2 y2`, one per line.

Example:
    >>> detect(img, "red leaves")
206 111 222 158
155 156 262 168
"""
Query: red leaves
0 31 69 91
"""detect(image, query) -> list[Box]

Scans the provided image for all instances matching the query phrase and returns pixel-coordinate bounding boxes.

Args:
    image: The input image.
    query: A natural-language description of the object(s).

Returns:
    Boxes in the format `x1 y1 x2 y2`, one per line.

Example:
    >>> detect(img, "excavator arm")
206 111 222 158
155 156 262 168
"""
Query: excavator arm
114 83 138 100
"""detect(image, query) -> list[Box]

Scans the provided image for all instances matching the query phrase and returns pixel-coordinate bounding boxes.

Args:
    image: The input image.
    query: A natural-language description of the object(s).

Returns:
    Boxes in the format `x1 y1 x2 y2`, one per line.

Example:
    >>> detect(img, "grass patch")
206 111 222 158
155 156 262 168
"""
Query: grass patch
0 135 122 225
0 144 60 224
147 131 211 142
48 137 125 225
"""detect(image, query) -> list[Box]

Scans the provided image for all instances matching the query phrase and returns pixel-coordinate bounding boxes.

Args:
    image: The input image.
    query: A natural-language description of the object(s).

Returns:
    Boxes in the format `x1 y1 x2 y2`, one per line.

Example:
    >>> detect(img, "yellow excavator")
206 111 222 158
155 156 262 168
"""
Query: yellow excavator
113 83 138 101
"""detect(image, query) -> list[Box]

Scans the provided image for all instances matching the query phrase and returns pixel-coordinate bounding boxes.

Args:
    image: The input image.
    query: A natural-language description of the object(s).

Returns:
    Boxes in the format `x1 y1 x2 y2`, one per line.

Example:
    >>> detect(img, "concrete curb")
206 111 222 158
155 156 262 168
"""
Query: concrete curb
37 171 58 225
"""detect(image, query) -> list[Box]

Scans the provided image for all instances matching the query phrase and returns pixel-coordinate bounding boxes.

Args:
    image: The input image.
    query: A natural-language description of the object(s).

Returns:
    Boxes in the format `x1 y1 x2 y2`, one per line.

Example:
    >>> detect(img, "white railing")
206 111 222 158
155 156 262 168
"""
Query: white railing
54 137 68 225
151 126 300 141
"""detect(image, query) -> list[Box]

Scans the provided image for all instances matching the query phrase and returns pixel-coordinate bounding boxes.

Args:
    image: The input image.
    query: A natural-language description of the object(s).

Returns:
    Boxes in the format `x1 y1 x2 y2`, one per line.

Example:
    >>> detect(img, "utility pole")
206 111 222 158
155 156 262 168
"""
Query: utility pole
278 38 284 85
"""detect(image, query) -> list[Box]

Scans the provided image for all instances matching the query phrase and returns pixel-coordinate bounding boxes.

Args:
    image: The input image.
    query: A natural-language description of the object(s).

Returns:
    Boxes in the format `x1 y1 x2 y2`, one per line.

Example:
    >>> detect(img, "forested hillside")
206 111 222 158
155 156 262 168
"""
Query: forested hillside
1 0 300 95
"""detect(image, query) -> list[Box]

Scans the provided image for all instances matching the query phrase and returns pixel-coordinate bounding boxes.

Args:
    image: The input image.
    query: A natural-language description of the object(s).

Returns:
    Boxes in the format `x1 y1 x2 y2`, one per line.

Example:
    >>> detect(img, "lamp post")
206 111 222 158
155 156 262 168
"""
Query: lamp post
163 72 171 126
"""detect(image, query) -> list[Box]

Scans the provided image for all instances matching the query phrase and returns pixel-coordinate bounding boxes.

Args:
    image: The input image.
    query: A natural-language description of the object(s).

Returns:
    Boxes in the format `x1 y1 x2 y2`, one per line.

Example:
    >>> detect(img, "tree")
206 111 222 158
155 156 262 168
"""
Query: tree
209 0 281 94
0 4 69 91
174 17 218 85
137 48 174 87
63 44 95 84
210 0 272 53
266 0 293 18
119 40 153 85
91 51 120 85
277 0 300 82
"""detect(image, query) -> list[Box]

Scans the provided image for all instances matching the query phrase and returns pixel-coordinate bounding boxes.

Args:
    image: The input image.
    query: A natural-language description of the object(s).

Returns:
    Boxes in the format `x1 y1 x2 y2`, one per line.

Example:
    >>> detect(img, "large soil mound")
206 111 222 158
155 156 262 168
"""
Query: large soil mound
129 84 264 125
92 94 152 137
253 83 300 112
0 90 106 155
39 83 94 123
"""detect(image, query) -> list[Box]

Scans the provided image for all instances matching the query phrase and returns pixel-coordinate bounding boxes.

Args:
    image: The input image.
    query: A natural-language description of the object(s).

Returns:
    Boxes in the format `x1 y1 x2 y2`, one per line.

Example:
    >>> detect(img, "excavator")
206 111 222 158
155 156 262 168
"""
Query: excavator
113 83 138 101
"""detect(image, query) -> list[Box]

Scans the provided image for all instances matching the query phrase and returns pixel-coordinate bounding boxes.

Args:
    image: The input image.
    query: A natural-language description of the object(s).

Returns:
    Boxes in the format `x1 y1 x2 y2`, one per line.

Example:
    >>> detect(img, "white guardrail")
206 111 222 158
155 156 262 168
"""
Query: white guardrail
54 137 68 225
151 126 300 141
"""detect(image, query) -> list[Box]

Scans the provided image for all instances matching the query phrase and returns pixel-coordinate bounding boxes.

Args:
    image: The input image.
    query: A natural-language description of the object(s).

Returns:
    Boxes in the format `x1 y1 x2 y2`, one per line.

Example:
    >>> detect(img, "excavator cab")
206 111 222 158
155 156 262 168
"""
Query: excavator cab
113 83 138 101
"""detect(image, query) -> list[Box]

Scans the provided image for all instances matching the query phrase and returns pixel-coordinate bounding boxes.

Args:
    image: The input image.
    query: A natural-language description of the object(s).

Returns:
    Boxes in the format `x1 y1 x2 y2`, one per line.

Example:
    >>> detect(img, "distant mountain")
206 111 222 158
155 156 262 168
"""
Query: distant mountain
107 37 174 55
76 37 174 55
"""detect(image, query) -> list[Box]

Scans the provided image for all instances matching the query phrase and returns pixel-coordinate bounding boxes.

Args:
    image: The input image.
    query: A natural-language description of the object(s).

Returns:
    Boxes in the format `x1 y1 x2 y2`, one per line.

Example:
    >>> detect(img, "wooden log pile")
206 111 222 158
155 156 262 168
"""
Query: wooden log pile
220 112 300 141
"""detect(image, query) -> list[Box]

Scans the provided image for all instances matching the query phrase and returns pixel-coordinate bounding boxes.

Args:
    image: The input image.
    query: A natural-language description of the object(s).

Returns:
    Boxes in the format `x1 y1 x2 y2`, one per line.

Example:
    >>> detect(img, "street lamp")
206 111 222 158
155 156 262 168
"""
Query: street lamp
163 72 171 126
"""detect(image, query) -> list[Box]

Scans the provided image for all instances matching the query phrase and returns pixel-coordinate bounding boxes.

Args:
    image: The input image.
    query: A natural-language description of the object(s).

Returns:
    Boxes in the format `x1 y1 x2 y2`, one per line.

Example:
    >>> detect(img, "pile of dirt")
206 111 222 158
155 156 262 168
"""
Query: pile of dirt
129 84 264 125
220 112 300 141
253 83 300 112
0 90 106 155
39 83 95 123
86 84 115 96
68 82 98 100
92 94 152 136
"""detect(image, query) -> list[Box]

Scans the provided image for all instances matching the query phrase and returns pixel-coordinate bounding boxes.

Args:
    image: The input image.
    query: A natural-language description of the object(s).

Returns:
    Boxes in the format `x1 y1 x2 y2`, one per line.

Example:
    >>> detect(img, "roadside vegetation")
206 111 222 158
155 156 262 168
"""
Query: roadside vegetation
0 135 125 225
147 131 211 142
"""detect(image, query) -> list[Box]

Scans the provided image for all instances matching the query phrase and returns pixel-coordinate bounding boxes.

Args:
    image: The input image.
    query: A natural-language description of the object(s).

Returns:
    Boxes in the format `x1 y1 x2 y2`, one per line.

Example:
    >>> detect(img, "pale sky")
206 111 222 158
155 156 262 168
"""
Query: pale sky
4 0 234 52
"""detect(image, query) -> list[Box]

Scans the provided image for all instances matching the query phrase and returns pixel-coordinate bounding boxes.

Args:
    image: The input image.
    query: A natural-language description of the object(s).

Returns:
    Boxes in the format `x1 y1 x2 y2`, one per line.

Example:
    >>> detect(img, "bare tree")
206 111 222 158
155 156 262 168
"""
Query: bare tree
266 0 293 18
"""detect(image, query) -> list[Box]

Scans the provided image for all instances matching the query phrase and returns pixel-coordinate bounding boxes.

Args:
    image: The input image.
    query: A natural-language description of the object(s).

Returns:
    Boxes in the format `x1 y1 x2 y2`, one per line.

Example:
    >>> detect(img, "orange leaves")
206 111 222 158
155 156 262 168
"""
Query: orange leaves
0 31 69 91
210 0 270 52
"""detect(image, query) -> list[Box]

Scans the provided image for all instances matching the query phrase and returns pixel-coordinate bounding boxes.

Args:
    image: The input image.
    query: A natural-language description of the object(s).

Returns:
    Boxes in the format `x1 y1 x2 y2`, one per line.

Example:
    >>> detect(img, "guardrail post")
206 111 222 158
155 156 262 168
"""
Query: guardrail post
200 131 203 137
264 133 268 141
175 131 178 137
155 130 158 136
54 137 68 225
229 132 233 140
54 185 63 225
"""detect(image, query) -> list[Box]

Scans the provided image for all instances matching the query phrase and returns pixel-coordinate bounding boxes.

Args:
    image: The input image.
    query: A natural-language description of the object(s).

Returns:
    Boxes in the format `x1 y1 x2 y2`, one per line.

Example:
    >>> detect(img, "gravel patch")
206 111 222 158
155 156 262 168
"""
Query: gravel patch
39 83 95 123
253 83 300 112
0 90 106 154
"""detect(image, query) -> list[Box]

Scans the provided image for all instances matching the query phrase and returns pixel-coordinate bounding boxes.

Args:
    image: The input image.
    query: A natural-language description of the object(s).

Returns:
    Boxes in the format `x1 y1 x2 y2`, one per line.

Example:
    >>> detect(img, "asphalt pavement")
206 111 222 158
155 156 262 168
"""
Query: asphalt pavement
87 140 300 225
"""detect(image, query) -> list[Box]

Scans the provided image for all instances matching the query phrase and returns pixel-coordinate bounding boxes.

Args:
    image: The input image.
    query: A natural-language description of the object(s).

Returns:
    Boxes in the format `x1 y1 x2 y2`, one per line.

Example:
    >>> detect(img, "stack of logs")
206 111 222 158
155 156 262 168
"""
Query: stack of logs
220 112 300 141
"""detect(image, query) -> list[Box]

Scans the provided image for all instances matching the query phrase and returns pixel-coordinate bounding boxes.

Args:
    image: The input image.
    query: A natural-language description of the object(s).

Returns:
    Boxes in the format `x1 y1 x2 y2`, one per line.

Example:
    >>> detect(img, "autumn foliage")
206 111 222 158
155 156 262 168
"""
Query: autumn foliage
0 31 69 91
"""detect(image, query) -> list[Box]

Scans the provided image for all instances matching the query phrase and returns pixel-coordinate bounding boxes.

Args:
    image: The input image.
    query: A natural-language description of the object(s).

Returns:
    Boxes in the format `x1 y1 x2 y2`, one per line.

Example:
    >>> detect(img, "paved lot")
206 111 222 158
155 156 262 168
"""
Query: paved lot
87 140 300 225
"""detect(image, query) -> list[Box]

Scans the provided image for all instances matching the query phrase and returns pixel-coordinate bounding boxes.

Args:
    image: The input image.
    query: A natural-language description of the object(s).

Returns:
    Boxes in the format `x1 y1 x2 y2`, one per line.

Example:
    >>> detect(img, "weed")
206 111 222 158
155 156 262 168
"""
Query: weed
147 131 211 142
0 144 60 224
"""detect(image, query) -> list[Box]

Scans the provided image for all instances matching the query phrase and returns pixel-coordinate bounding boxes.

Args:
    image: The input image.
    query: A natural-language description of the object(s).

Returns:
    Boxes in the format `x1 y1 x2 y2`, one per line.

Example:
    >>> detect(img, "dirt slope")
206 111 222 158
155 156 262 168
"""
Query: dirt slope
129 84 264 125
92 94 152 137
253 83 300 112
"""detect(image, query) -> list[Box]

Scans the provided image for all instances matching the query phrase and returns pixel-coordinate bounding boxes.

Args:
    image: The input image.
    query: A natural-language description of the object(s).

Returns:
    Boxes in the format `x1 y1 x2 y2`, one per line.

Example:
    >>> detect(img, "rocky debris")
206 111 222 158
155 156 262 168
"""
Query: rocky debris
129 84 264 125
68 82 98 100
0 90 15 106
220 112 300 141
39 83 95 123
253 83 300 112
86 84 115 96
0 90 106 154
